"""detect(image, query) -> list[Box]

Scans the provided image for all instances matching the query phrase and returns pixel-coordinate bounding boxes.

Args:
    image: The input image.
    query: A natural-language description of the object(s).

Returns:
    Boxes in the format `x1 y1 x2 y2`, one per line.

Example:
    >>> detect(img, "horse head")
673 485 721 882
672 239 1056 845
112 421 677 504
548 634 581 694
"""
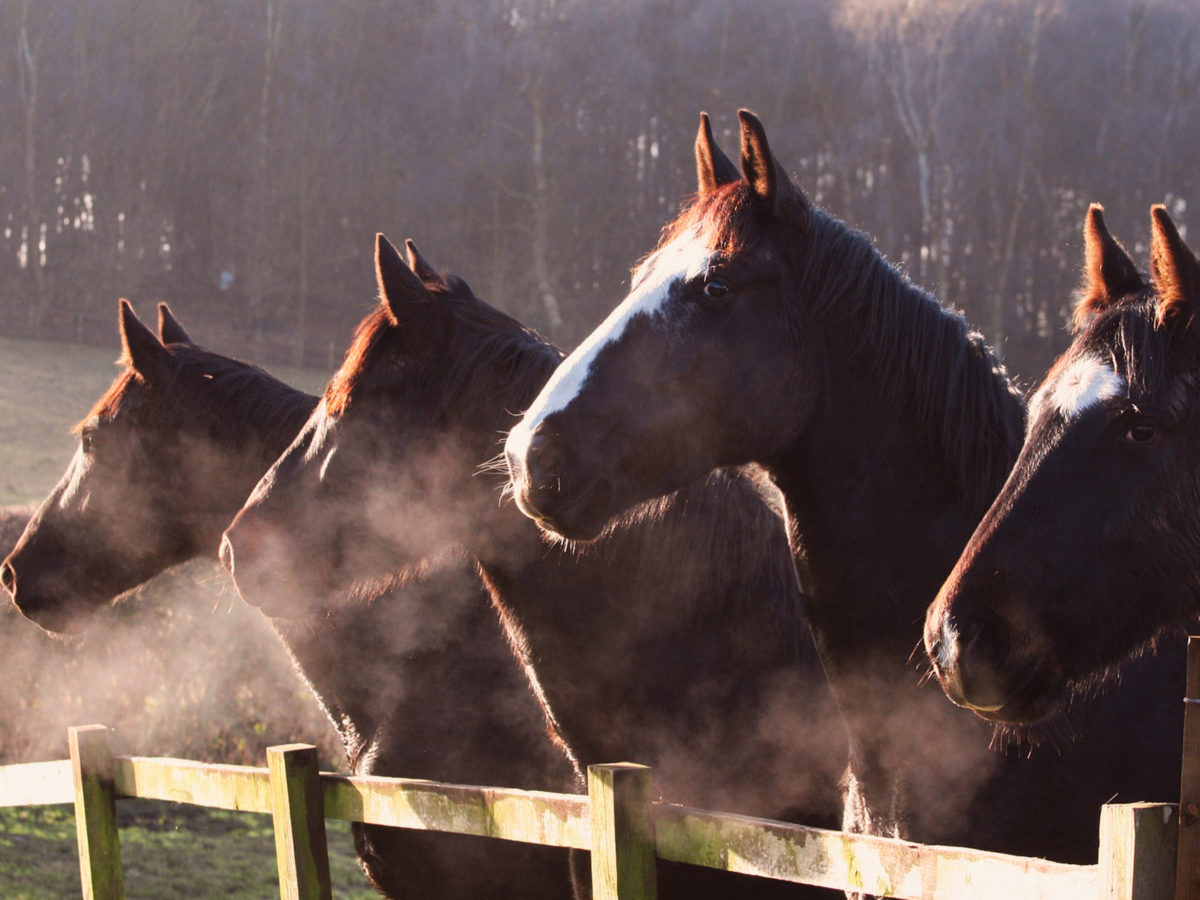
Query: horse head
505 110 818 541
3 302 208 632
925 204 1200 723
222 234 552 617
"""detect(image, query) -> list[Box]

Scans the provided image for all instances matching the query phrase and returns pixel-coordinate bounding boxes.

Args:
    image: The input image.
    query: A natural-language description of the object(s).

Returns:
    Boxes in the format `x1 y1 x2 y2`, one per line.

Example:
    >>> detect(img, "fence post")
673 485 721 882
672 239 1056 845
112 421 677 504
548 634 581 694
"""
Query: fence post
1100 802 1178 899
588 763 657 900
1178 637 1200 900
68 725 124 900
267 744 331 900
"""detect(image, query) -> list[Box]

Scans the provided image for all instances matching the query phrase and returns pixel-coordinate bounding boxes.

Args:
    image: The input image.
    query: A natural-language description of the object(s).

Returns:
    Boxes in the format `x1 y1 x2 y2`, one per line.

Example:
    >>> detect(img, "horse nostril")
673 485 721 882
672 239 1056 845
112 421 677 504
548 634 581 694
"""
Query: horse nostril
527 428 563 491
963 608 1012 671
953 608 1014 711
0 562 14 596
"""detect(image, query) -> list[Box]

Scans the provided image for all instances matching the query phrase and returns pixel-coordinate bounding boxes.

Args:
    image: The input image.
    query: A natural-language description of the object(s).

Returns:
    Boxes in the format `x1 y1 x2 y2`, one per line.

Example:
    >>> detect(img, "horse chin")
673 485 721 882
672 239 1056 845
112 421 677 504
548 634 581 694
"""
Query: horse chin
522 477 616 544
15 595 97 637
962 663 1068 726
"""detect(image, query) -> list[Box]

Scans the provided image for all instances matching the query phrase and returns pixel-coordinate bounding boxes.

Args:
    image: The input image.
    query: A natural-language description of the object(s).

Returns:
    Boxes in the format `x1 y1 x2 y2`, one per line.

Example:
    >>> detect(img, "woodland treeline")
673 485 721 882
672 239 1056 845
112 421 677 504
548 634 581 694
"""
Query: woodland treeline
2 0 1197 381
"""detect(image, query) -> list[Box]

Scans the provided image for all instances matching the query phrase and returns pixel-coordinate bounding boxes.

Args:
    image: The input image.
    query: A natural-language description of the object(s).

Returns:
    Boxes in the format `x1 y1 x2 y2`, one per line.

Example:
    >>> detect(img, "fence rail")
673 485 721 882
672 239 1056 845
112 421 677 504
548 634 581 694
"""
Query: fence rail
0 722 1182 900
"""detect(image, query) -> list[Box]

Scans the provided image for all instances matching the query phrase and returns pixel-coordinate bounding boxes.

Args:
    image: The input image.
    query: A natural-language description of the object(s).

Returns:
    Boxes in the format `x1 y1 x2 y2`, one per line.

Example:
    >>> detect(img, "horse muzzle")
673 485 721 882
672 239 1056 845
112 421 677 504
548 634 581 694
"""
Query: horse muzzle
507 424 616 542
925 600 1064 724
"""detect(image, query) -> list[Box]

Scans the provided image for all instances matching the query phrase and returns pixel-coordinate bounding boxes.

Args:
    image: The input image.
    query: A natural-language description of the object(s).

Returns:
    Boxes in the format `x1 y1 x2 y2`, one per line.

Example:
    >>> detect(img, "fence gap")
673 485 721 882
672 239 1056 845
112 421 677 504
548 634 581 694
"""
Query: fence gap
588 762 657 900
267 743 331 900
68 724 124 900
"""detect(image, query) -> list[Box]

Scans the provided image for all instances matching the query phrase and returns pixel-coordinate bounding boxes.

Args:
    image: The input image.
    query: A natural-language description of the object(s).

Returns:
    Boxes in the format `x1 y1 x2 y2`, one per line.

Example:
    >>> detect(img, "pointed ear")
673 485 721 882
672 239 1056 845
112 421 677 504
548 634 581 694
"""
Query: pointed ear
1150 205 1200 328
1073 204 1144 331
156 302 192 345
404 238 447 288
376 233 431 325
737 108 807 216
119 299 168 378
695 112 740 194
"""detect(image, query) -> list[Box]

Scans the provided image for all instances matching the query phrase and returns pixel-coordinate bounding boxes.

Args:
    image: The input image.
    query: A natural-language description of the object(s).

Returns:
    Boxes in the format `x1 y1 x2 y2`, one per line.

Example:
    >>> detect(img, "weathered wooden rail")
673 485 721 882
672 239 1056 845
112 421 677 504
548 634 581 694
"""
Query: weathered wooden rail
2 638 1199 899
0 722 1179 900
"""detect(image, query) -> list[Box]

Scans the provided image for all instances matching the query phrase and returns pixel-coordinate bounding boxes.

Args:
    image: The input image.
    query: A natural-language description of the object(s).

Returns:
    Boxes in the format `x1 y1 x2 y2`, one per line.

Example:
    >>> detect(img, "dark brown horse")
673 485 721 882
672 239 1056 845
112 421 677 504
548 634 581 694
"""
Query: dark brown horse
220 235 847 899
504 110 1182 862
925 204 1200 724
0 302 577 898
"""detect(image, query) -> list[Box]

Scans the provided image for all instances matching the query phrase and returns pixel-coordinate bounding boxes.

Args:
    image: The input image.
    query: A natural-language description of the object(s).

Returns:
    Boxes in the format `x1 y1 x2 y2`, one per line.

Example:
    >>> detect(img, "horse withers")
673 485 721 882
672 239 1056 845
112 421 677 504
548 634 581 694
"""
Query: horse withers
925 204 1200 724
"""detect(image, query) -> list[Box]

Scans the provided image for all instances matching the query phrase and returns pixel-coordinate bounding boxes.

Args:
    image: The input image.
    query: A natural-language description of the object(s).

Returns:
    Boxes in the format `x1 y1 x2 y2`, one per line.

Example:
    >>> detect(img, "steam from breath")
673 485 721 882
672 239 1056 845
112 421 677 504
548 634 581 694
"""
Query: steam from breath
0 425 1049 838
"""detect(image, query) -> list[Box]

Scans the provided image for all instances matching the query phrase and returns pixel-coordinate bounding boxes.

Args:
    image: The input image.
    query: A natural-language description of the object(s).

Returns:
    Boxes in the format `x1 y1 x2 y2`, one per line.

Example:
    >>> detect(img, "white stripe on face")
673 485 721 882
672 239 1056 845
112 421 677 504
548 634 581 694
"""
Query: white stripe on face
1034 354 1127 421
505 227 716 460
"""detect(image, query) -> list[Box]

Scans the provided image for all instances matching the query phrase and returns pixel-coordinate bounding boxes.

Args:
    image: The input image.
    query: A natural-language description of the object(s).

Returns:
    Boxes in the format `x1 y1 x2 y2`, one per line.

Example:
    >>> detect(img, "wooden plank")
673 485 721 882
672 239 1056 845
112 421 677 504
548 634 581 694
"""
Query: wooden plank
267 744 331 900
653 804 1100 900
588 764 657 900
69 725 124 900
321 772 590 849
112 756 272 813
1101 802 1177 900
1179 636 1200 900
0 759 74 807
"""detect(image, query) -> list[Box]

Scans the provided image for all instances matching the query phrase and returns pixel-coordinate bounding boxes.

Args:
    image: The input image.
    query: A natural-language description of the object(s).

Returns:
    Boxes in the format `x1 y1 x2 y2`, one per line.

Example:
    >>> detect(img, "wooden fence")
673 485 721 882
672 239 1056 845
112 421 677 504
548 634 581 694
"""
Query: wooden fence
4 634 1200 899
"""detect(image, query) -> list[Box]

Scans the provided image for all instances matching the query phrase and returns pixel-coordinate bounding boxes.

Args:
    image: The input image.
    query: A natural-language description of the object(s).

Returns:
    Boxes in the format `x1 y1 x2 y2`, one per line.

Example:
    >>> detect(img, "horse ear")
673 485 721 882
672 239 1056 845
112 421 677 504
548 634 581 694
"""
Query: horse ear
695 112 740 194
1073 204 1143 332
119 299 168 378
404 238 447 288
737 109 807 216
376 233 431 325
156 302 192 345
1150 205 1200 328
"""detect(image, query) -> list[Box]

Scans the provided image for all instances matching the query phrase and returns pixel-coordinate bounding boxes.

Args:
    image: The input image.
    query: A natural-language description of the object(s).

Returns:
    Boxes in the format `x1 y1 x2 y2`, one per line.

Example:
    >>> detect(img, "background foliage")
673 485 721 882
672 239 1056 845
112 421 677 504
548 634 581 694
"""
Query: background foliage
1 0 1196 383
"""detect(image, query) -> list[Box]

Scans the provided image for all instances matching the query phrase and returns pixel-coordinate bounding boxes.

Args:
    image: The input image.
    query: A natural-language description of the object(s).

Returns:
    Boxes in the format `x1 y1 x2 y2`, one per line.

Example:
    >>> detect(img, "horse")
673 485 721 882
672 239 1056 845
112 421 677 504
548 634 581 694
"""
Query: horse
924 204 1200 724
220 233 848 899
0 302 578 899
503 109 1183 861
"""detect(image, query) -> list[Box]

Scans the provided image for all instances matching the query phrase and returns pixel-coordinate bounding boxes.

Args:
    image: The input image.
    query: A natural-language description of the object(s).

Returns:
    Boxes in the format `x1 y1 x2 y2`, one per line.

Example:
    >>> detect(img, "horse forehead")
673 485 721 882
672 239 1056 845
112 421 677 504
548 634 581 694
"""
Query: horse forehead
55 445 96 510
1031 353 1126 422
512 228 716 439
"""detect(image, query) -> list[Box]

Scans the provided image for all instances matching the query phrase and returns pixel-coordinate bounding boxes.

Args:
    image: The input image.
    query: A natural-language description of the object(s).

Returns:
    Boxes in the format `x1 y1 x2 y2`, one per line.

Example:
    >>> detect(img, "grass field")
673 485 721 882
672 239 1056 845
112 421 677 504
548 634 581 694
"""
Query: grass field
0 332 331 505
0 803 379 899
0 333 387 896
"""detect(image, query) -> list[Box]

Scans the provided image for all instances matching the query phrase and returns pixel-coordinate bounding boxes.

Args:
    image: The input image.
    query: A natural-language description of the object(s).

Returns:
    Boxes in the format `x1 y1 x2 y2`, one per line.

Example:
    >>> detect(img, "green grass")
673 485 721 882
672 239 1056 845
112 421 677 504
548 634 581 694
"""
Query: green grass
0 802 379 899
0 333 331 505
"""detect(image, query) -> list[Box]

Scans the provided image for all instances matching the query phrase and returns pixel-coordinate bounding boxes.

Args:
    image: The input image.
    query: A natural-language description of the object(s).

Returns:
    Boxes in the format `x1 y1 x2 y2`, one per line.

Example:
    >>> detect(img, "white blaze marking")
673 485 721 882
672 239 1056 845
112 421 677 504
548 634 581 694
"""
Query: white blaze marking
1036 354 1127 421
505 227 715 460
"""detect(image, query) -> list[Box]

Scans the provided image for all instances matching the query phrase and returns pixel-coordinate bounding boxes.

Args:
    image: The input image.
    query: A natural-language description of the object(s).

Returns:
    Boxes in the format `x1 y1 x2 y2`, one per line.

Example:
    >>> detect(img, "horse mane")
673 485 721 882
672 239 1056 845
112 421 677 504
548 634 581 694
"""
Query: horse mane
76 344 316 445
667 183 1027 513
326 277 562 432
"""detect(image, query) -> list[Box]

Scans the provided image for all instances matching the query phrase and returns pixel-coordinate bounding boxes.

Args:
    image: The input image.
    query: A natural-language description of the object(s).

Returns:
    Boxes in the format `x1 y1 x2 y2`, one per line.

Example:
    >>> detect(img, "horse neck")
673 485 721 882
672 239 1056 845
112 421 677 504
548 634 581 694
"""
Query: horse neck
472 473 820 777
265 561 542 781
173 359 318 546
767 255 1024 760
777 248 1022 631
222 375 317 475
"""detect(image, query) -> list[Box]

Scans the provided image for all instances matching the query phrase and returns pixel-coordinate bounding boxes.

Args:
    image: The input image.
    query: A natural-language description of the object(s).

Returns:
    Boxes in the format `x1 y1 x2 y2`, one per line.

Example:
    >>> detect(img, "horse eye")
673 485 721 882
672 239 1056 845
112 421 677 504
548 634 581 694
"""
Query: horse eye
80 430 97 453
1124 422 1158 444
702 279 730 300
